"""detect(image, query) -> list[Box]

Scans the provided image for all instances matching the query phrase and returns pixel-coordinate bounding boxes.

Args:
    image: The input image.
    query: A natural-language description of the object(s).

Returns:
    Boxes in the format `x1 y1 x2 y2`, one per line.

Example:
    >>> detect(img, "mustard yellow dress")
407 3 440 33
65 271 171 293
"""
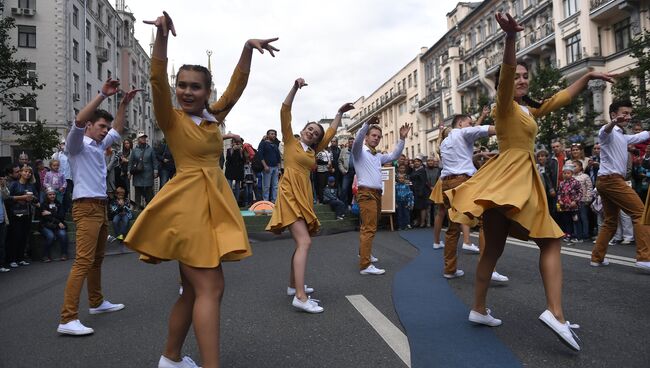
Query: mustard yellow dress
429 180 444 204
445 63 570 240
124 57 252 267
265 104 336 236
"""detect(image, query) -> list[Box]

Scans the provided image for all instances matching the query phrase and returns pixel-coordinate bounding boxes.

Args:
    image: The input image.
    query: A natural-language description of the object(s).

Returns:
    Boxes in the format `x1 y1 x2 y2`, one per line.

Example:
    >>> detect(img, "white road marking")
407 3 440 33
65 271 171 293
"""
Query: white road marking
346 294 411 367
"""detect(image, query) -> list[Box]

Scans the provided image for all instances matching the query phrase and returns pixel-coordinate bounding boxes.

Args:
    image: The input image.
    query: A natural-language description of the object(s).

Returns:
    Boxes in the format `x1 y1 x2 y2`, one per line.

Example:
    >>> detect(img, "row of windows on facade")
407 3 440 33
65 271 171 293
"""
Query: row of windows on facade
358 70 419 118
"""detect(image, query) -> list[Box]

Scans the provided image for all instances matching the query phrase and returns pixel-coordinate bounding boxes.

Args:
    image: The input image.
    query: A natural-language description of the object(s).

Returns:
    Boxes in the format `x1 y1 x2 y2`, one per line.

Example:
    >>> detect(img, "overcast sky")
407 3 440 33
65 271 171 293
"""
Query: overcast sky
125 0 461 144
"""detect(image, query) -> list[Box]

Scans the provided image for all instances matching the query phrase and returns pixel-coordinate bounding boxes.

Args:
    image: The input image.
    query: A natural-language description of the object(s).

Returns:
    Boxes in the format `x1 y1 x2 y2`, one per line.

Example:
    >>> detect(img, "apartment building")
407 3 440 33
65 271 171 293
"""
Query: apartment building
0 0 155 159
349 0 648 159
347 52 427 159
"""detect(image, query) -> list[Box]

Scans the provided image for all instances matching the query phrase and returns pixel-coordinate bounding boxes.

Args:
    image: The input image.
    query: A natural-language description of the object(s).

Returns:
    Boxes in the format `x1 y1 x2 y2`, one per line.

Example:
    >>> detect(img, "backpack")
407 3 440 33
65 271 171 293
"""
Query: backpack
251 148 264 173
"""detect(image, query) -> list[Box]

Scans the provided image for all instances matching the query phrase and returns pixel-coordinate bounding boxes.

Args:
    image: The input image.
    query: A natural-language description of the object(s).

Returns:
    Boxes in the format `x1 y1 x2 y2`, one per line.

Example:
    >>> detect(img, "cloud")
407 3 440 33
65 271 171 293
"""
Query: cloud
126 0 458 144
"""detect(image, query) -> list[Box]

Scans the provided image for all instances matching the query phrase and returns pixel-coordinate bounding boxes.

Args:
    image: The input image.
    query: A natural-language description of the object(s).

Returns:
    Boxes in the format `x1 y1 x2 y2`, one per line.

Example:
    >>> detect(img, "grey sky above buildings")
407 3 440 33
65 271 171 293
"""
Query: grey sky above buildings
127 0 461 143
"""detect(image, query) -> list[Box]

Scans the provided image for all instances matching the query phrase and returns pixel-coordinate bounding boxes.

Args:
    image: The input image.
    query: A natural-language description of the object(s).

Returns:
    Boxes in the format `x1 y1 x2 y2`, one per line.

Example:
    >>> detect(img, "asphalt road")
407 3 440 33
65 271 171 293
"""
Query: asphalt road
0 228 648 368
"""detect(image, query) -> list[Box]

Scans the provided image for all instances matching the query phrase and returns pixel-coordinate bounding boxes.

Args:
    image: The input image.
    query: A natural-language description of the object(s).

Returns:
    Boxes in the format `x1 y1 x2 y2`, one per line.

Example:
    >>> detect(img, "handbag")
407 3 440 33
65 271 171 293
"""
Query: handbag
130 148 146 175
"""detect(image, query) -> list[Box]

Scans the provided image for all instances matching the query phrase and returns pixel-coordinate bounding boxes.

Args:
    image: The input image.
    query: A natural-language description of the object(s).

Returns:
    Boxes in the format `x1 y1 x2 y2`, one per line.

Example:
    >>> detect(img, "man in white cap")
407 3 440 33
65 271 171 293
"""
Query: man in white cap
128 131 158 209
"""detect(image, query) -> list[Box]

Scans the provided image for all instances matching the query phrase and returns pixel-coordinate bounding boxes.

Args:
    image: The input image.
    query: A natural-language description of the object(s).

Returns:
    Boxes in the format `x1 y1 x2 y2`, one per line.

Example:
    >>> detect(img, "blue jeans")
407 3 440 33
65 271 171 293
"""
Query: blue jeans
159 168 173 189
40 227 69 257
262 166 279 202
574 203 590 239
243 183 254 207
326 199 346 217
340 172 354 205
112 214 130 236
230 180 242 204
396 202 411 230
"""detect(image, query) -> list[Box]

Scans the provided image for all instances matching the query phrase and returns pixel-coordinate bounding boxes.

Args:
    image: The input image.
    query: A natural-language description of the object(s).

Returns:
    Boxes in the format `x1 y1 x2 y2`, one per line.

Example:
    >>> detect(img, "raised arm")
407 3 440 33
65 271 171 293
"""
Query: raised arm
352 116 376 158
74 78 120 128
565 71 616 101
113 89 142 136
144 11 176 130
475 106 490 126
494 12 522 119
280 78 307 142
382 123 411 163
315 103 354 153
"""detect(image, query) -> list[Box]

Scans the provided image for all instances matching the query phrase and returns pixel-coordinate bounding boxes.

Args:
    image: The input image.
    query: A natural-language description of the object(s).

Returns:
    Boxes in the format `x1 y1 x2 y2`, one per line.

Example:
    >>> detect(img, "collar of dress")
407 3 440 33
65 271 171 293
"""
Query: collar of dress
189 109 218 126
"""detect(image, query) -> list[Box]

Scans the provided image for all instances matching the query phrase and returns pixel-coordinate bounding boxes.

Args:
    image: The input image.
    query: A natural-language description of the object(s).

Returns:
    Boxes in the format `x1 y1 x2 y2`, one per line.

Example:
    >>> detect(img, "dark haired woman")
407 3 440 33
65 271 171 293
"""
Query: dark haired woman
117 138 132 198
124 11 278 368
445 13 615 351
266 78 352 313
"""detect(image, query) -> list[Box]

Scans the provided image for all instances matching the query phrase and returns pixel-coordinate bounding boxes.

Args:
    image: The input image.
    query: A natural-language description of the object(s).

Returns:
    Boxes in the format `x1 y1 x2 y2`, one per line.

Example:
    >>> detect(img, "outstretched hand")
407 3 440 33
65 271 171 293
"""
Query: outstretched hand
338 103 355 114
399 123 412 139
294 78 308 89
589 71 618 84
120 89 144 106
481 105 491 117
101 78 121 97
495 12 523 35
143 11 176 37
368 116 380 125
247 38 280 57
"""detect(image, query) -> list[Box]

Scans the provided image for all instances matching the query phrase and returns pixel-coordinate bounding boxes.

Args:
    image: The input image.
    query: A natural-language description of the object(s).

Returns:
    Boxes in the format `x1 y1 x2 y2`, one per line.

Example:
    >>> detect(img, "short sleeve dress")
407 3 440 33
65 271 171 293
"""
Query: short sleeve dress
265 104 336 236
124 57 252 268
445 63 571 240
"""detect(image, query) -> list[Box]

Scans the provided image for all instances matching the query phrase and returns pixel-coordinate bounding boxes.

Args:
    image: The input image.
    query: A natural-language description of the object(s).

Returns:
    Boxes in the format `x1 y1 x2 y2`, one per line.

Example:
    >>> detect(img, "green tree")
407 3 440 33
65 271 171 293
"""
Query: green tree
611 30 650 122
2 120 60 160
528 64 587 148
0 13 45 124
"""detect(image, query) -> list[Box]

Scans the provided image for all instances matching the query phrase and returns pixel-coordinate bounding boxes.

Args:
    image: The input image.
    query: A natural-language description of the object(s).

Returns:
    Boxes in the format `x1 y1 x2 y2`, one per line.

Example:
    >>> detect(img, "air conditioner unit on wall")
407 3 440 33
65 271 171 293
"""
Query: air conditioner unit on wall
73 93 80 101
23 8 36 16
11 7 24 15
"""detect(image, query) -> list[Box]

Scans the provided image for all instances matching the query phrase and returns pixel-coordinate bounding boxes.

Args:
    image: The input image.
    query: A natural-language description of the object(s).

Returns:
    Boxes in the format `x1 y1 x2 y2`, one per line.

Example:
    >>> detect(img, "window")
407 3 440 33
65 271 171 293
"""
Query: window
399 102 406 115
18 0 35 8
18 26 36 48
107 15 113 31
97 3 104 22
86 83 92 102
513 0 522 16
73 73 79 95
477 25 484 43
25 62 36 81
413 70 418 87
563 0 577 18
402 78 406 91
565 33 581 65
469 31 476 48
614 18 631 52
86 20 91 41
73 39 79 62
73 6 79 28
408 74 412 88
397 81 402 92
86 51 92 72
97 61 102 80
19 105 36 122
107 70 111 80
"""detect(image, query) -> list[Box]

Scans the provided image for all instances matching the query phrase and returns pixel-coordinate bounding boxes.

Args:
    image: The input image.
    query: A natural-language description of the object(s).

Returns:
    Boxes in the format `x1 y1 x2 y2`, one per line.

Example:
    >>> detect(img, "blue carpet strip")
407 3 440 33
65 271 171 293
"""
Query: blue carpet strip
393 229 521 368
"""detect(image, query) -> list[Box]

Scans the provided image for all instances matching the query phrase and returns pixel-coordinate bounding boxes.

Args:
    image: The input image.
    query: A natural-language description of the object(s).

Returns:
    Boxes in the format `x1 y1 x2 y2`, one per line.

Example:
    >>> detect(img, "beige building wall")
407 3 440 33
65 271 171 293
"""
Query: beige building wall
0 0 155 159
347 53 427 159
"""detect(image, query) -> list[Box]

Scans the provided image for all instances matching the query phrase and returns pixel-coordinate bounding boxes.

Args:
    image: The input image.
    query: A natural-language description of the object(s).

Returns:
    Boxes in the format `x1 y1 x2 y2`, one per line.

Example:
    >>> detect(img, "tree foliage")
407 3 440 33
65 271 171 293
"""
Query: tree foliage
2 120 60 160
611 30 650 123
0 14 45 124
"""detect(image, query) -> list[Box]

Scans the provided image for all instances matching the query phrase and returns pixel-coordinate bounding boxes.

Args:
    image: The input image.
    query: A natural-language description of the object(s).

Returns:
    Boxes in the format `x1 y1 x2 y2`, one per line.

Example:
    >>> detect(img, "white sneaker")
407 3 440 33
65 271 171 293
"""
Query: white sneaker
462 243 480 253
635 261 650 272
468 309 502 327
491 271 509 283
158 355 199 368
432 242 445 250
443 269 465 279
590 258 610 267
620 239 633 245
18 260 30 266
287 285 315 296
0 267 10 273
538 310 581 351
179 285 183 295
360 264 386 275
292 296 324 313
57 319 94 335
89 300 125 314
107 235 116 242
9 262 18 268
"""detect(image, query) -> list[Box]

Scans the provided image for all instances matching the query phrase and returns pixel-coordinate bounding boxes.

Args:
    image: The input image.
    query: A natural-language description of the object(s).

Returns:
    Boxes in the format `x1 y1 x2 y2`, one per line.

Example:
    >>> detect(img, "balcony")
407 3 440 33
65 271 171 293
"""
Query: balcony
347 90 407 131
96 46 109 62
516 22 555 56
457 66 480 91
590 0 635 22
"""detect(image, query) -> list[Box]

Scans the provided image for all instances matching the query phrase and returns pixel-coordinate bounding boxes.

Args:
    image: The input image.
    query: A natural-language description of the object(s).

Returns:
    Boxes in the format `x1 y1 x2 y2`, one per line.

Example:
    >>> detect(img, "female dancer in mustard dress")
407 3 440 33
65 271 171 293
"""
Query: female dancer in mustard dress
266 78 353 313
126 12 278 368
445 13 614 351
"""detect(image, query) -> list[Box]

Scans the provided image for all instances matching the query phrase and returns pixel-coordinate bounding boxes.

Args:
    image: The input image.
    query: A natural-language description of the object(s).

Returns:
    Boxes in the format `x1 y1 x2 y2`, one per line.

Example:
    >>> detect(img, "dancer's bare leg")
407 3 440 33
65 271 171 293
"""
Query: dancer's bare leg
472 209 508 314
462 223 472 245
162 264 195 362
433 205 447 244
535 238 566 322
289 220 311 301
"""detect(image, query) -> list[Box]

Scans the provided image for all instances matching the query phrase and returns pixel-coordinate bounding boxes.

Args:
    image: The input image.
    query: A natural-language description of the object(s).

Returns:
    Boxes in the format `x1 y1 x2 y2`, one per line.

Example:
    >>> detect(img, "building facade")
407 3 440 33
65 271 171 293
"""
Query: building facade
350 0 649 159
0 0 155 159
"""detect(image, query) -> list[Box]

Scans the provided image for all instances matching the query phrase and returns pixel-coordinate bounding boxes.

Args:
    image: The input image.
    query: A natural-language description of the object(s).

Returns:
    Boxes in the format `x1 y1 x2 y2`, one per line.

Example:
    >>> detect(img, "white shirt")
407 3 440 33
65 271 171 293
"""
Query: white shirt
352 122 405 190
598 124 650 177
52 150 72 180
66 124 121 199
189 109 218 126
440 125 490 177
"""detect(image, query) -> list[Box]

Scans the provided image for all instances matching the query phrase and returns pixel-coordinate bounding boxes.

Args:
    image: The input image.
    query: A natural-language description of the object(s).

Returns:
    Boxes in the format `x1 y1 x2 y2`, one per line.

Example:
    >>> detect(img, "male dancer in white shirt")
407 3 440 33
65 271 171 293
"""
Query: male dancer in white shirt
591 100 650 271
440 114 508 282
57 79 141 335
352 116 410 275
